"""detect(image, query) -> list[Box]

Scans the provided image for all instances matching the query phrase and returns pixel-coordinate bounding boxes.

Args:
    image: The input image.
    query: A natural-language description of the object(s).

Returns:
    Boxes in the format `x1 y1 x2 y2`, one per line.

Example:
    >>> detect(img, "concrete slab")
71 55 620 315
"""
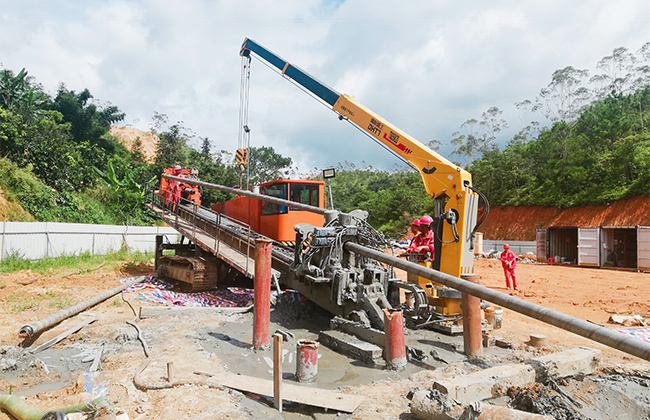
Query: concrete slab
525 347 601 381
318 330 384 365
433 363 536 404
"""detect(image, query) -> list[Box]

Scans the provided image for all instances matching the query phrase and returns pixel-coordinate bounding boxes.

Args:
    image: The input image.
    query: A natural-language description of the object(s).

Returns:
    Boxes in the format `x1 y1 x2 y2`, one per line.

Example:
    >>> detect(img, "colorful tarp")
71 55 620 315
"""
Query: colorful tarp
615 327 650 344
121 275 254 308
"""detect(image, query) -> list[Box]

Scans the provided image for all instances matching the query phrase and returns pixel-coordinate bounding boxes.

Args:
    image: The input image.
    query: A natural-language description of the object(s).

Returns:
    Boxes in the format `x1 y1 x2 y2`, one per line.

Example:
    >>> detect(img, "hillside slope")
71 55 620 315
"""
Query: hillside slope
479 196 650 241
109 126 159 163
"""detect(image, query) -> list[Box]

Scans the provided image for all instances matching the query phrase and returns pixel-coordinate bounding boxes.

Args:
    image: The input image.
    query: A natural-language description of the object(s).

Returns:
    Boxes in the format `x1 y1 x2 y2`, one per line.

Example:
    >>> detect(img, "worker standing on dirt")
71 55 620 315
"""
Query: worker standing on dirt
500 244 517 290
408 215 435 258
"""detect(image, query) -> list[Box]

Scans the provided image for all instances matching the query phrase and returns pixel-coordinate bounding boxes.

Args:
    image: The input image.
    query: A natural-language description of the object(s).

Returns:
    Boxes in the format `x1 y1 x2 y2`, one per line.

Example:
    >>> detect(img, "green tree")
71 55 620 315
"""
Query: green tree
153 121 192 173
452 107 507 164
0 68 49 122
244 146 292 185
537 66 591 125
51 86 125 153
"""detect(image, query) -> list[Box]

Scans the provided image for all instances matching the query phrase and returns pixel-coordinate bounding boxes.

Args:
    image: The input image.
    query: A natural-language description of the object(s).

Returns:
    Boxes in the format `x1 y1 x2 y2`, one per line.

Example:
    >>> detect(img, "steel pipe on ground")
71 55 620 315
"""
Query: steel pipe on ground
344 241 650 362
19 277 144 337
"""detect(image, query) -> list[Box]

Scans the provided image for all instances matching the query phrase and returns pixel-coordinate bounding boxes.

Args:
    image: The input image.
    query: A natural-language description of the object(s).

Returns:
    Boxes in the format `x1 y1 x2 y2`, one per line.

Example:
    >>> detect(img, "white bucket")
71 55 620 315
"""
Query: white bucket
485 307 503 329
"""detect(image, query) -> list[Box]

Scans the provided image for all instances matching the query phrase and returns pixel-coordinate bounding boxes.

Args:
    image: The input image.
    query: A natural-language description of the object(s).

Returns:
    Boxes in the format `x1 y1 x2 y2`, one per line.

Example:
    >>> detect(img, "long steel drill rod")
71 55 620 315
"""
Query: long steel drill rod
344 241 650 362
163 176 650 361
19 277 144 337
163 175 327 215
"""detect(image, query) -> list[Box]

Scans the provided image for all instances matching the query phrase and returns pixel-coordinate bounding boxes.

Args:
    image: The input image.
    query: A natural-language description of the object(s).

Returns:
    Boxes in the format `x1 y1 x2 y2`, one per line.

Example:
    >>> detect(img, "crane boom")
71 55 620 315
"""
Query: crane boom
240 37 481 278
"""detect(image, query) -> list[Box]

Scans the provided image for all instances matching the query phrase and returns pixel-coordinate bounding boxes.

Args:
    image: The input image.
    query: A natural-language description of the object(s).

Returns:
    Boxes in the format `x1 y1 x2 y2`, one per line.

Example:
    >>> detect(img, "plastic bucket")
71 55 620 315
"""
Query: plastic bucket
485 307 503 329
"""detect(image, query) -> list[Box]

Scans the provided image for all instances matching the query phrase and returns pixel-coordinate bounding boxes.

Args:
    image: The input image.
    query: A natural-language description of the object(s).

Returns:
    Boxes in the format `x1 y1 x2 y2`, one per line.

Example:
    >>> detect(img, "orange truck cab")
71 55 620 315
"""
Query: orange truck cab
212 179 326 242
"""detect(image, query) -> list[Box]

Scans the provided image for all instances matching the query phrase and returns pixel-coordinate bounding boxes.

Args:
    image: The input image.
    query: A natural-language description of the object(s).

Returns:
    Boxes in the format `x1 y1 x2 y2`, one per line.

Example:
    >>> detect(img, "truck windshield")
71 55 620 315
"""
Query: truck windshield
290 183 319 209
261 183 288 215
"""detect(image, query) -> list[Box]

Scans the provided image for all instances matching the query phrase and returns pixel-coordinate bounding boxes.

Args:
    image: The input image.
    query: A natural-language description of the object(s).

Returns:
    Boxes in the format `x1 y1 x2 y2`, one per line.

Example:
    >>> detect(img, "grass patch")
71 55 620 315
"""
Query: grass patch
0 248 154 275
6 290 75 313
112 297 124 307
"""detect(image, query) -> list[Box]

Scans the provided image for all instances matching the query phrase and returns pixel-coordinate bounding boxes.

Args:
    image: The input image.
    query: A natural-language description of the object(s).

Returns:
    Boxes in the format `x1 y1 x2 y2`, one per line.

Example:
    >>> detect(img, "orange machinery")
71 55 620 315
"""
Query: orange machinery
212 179 326 243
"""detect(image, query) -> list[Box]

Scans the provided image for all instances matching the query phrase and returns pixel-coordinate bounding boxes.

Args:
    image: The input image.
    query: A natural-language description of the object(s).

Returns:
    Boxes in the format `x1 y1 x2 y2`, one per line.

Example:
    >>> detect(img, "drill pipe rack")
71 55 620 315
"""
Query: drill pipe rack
164 175 650 362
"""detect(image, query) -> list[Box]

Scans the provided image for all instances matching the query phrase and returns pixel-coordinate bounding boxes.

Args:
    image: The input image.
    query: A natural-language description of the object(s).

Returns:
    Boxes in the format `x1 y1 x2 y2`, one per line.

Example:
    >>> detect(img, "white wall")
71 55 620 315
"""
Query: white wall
0 222 178 261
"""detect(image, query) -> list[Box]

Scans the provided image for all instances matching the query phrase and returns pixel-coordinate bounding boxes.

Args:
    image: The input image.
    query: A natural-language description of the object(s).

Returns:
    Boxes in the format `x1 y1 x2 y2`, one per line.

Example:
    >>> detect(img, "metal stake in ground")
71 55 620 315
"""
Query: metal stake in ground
296 339 319 382
253 238 273 350
383 308 406 370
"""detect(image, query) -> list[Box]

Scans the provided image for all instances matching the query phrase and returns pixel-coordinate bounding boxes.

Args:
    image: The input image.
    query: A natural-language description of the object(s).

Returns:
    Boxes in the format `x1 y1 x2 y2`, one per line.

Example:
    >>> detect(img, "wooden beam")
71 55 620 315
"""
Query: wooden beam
195 370 364 413
273 334 282 412
30 316 97 354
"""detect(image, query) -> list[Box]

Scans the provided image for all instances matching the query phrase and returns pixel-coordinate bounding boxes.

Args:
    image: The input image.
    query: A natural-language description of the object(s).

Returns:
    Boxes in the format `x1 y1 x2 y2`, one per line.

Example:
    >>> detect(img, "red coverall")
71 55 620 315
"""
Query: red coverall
500 250 517 289
170 171 186 206
408 229 434 257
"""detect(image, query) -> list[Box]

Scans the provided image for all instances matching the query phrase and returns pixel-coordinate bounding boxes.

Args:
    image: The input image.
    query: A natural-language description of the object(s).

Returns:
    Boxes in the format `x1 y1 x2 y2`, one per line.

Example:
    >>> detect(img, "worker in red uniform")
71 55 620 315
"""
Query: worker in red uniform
408 215 435 259
397 219 421 250
500 243 517 290
169 165 185 207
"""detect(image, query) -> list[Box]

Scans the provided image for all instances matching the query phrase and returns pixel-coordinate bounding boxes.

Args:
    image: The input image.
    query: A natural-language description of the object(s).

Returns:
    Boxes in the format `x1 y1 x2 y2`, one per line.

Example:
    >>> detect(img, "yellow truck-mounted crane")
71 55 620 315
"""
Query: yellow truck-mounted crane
239 38 487 280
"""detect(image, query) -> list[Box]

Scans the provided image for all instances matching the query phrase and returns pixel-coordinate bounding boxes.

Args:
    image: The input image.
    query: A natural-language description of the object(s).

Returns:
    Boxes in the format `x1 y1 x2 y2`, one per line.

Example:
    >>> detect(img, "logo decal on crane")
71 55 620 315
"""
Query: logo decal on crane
382 131 412 154
367 118 383 136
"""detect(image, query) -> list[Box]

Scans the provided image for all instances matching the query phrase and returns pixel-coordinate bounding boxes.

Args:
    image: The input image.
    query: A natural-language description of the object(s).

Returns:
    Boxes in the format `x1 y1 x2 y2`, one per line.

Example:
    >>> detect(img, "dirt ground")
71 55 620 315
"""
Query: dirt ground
0 257 649 419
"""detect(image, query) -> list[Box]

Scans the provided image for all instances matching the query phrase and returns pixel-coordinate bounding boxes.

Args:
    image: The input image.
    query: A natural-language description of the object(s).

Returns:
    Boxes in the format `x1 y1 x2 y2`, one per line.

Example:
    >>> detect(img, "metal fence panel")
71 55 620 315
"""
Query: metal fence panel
482 239 536 256
0 222 178 262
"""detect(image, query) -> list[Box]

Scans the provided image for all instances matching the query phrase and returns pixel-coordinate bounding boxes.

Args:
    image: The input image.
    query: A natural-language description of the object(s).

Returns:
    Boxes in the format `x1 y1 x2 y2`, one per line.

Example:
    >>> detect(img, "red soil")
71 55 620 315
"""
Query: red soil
479 196 650 241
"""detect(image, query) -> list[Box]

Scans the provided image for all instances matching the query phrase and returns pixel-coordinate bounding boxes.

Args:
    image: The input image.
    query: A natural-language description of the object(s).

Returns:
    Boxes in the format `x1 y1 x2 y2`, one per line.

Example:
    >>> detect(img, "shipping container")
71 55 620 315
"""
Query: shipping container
536 226 599 267
638 226 650 272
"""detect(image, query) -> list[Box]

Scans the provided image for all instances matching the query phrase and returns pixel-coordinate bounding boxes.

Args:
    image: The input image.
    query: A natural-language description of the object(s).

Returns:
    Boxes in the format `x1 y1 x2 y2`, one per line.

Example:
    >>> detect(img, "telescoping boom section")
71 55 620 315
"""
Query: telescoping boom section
240 38 480 279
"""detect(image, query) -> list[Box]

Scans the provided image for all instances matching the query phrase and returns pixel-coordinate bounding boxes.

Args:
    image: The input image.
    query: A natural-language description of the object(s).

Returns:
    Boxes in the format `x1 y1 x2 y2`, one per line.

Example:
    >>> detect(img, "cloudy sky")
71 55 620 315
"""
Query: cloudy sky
2 1 649 173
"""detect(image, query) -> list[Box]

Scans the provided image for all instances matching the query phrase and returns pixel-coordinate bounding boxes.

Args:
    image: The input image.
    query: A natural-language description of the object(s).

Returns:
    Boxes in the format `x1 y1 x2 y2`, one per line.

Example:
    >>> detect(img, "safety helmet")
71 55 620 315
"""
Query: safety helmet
419 215 433 226
503 243 510 249
173 165 182 172
411 219 421 227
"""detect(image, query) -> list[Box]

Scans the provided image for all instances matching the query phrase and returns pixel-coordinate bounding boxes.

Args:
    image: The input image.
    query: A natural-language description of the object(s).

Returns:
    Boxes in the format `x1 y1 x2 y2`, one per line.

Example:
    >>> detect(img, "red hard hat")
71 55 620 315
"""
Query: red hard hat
504 243 510 249
419 215 433 225
411 219 421 227
174 165 181 171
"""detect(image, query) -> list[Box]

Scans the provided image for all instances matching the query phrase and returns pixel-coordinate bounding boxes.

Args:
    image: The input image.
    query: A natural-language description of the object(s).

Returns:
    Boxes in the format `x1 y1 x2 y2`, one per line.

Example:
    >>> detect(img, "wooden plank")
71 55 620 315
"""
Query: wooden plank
195 370 364 413
30 316 97 354
273 334 282 412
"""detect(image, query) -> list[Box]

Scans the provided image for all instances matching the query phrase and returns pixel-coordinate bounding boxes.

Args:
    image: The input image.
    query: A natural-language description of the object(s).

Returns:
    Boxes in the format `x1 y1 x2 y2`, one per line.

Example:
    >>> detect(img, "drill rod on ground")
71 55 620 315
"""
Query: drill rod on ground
345 241 650 362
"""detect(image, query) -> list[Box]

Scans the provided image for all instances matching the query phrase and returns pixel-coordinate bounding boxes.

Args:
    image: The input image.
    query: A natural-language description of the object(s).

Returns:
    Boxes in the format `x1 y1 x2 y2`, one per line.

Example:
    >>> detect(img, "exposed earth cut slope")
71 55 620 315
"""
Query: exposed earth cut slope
109 126 159 163
479 196 650 241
